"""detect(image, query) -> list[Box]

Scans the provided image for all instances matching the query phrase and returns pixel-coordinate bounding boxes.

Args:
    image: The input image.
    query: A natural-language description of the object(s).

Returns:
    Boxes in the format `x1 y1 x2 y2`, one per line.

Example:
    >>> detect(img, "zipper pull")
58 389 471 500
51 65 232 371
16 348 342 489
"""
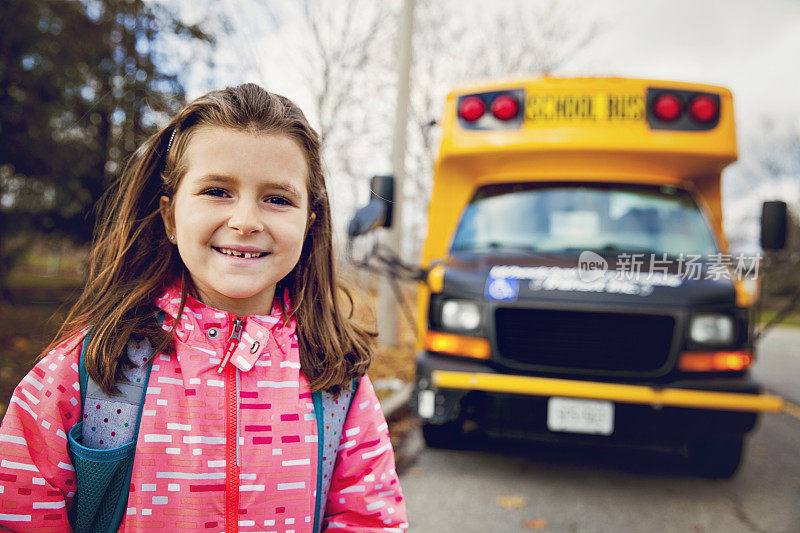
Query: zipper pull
217 317 245 373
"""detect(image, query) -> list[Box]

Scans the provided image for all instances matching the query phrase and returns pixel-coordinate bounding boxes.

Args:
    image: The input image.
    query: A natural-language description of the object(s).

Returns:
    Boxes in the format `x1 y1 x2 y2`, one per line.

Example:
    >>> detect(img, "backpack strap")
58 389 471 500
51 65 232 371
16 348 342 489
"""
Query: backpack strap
312 378 360 533
79 311 166 447
70 310 165 533
77 330 91 408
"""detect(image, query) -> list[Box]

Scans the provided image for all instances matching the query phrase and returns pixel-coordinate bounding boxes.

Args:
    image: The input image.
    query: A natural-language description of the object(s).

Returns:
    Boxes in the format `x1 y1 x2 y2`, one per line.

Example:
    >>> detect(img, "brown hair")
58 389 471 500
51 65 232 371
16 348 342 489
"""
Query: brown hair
46 83 375 394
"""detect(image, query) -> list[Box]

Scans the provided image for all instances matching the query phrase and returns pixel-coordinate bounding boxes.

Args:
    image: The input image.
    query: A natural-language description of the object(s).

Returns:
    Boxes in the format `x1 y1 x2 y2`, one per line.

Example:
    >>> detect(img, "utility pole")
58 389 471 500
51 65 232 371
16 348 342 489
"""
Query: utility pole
378 0 416 346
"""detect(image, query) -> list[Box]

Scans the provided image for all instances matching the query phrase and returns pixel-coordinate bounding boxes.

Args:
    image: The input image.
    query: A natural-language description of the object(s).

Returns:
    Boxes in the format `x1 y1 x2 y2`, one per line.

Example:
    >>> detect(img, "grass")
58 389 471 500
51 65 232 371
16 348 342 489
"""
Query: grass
757 309 800 329
6 271 84 289
0 279 79 418
344 274 418 386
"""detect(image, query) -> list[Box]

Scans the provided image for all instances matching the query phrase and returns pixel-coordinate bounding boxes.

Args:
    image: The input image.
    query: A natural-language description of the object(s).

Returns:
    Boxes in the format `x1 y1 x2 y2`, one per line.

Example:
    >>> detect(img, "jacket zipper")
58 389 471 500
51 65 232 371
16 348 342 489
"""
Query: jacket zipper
221 316 244 533
217 317 244 374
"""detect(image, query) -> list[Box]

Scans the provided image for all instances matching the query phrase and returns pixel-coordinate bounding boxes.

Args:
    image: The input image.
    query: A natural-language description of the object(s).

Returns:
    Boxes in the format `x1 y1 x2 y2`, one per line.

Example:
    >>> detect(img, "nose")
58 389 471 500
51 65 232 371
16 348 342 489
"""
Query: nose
227 199 264 235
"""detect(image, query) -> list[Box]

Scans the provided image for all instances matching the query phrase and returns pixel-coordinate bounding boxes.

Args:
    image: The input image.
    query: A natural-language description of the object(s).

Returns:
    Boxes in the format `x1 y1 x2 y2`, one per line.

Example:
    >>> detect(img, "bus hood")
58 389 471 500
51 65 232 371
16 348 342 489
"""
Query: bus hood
441 251 738 307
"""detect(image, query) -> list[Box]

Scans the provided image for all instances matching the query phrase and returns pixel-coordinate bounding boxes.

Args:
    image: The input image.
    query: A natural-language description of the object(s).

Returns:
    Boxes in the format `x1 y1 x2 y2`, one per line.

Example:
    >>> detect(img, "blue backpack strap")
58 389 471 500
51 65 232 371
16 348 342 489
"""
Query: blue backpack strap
69 310 165 533
312 378 360 533
78 329 91 408
107 310 165 528
79 310 165 428
78 310 165 409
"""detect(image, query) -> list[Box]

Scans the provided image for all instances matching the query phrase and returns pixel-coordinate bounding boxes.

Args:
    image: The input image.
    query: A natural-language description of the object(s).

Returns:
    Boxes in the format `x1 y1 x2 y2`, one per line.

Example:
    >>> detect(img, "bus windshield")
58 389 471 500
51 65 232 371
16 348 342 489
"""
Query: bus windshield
451 182 718 257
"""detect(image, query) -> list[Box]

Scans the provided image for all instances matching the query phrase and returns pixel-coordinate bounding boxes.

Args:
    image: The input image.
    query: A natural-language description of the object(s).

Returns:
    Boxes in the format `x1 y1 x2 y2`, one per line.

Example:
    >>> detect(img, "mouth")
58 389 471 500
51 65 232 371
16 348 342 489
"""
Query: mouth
212 246 269 259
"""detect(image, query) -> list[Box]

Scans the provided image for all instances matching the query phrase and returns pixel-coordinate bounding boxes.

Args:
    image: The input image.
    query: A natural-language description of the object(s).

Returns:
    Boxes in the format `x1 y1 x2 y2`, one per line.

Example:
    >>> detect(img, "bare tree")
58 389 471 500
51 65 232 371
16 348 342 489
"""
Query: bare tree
271 1 397 237
750 117 800 182
724 116 800 252
207 0 601 261
403 0 601 258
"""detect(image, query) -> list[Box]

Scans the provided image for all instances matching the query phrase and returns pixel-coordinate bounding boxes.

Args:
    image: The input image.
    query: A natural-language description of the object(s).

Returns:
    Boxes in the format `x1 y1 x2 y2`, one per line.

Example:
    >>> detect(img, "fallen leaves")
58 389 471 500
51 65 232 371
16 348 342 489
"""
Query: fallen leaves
495 494 528 509
522 518 549 530
493 496 548 530
10 336 33 351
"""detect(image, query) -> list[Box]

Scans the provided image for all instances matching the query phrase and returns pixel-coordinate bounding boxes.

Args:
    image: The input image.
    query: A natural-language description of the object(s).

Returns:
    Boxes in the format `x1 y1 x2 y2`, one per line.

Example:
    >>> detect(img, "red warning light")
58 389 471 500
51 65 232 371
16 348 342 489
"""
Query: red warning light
491 95 519 121
689 95 718 123
652 93 682 122
459 96 485 122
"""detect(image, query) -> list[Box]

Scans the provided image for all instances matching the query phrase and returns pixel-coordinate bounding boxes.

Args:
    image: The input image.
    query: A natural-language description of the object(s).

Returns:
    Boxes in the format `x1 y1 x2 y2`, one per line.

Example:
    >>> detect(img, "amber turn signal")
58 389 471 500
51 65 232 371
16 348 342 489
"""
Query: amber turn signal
425 331 491 360
678 350 752 372
426 264 446 293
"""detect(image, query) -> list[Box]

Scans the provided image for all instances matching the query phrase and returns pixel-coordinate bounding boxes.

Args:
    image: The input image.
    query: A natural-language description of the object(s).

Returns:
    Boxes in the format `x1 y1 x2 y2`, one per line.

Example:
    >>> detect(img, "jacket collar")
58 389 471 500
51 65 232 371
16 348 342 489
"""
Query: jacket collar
154 278 297 372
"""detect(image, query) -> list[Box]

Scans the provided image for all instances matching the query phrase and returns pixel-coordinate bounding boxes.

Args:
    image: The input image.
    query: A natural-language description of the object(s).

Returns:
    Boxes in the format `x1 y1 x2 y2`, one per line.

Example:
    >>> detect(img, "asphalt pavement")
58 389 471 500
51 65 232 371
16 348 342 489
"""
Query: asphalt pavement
398 326 800 532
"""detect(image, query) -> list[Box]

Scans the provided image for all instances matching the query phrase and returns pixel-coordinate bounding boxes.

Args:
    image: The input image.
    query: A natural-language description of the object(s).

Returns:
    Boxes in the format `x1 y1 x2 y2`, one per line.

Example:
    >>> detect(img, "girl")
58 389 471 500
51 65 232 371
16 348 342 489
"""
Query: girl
0 84 408 532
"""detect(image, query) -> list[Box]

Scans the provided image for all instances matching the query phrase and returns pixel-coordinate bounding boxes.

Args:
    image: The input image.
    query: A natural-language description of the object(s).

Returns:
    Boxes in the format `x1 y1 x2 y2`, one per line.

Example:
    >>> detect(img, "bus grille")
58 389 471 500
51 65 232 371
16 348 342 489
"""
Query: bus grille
494 308 675 374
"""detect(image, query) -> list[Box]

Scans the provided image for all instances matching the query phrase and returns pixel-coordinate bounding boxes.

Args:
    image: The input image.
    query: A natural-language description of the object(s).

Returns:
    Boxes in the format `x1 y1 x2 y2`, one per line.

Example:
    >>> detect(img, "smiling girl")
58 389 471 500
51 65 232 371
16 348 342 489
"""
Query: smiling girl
0 84 408 532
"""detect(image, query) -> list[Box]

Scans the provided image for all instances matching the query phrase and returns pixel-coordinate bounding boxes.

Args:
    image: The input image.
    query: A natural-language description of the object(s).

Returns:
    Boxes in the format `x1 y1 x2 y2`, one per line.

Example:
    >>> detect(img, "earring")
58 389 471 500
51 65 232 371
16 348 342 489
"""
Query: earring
169 234 175 242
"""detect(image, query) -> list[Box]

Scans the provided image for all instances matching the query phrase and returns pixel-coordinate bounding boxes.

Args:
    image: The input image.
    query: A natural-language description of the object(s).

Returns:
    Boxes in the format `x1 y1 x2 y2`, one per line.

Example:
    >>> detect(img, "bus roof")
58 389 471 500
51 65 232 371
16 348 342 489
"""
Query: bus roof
447 76 733 100
438 76 737 181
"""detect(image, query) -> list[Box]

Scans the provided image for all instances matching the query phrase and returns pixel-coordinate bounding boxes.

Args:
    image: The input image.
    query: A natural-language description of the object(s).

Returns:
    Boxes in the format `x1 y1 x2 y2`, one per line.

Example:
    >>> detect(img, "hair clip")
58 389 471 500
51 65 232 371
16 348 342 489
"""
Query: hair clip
165 128 177 158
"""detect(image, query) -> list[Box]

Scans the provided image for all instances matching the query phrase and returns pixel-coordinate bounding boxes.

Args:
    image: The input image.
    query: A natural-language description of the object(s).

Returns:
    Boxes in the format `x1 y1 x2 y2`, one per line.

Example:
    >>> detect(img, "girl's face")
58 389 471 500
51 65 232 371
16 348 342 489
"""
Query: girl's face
160 126 314 316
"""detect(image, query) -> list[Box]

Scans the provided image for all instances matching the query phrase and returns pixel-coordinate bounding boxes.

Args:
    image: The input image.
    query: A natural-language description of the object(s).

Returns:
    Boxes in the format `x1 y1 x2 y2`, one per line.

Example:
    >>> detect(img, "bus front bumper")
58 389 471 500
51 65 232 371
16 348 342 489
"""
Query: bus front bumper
412 351 784 442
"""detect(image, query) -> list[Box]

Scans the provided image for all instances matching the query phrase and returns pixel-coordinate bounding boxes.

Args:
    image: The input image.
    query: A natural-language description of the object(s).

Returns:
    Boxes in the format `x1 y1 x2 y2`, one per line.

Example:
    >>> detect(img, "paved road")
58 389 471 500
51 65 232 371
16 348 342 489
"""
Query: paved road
399 327 800 532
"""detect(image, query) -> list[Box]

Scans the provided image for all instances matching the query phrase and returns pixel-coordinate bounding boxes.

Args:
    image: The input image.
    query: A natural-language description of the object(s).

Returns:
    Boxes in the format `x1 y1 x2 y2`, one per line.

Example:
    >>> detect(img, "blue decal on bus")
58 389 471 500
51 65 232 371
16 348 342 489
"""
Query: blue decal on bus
486 276 519 301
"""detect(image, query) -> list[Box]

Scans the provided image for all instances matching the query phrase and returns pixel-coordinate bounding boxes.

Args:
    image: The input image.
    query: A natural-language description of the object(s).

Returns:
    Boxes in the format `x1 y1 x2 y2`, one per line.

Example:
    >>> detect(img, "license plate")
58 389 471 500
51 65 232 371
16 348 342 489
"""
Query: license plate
547 397 614 435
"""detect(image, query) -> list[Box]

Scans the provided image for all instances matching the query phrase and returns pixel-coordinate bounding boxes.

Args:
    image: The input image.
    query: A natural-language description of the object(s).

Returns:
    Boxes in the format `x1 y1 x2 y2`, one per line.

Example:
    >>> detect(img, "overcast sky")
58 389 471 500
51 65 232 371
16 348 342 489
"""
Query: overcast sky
186 0 800 148
564 0 800 139
191 0 800 135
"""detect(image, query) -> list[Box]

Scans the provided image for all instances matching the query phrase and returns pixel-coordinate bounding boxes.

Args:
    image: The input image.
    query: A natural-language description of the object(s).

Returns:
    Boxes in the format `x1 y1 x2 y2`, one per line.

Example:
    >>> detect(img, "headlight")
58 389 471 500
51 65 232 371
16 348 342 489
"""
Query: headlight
441 300 481 331
689 314 734 345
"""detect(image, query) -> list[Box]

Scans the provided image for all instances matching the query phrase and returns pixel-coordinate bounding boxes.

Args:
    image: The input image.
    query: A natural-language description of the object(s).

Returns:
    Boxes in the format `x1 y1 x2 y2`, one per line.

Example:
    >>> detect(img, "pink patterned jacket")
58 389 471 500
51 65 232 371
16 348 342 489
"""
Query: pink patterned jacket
0 283 408 532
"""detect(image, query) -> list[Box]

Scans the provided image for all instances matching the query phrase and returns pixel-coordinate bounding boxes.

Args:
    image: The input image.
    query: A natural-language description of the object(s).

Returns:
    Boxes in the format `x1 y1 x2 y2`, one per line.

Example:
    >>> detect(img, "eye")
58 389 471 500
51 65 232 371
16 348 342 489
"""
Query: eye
265 196 292 206
201 187 229 198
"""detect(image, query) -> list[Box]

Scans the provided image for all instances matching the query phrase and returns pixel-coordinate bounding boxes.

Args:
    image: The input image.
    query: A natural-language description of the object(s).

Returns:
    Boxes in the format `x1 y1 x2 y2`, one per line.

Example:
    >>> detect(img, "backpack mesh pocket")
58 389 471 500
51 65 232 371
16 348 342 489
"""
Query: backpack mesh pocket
68 422 135 533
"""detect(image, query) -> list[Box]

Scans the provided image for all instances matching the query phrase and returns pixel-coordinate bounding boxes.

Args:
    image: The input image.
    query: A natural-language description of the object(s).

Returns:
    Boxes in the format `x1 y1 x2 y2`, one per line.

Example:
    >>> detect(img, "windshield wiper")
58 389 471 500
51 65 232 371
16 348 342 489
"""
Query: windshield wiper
610 247 683 260
559 245 679 259
487 242 540 253
457 242 540 254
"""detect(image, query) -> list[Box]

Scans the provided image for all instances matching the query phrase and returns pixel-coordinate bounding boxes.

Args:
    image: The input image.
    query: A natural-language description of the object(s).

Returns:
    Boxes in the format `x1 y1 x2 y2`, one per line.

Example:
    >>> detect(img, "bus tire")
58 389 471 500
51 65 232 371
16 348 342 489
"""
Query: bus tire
421 420 463 449
687 437 744 479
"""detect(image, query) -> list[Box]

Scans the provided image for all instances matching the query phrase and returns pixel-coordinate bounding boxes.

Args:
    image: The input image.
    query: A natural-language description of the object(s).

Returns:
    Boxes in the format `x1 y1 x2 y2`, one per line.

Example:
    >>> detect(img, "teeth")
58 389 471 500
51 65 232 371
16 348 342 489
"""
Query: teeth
217 247 264 258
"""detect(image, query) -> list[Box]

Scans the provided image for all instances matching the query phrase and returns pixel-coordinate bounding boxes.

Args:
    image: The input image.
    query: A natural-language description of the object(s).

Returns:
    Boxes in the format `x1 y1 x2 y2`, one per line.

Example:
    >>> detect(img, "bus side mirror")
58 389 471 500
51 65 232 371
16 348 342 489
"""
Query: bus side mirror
347 175 395 238
760 201 788 250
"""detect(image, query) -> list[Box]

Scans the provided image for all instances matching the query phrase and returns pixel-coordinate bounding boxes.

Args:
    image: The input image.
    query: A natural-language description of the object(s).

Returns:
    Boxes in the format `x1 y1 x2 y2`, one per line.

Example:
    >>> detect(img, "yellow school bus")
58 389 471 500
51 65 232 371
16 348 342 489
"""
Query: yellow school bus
400 77 786 478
